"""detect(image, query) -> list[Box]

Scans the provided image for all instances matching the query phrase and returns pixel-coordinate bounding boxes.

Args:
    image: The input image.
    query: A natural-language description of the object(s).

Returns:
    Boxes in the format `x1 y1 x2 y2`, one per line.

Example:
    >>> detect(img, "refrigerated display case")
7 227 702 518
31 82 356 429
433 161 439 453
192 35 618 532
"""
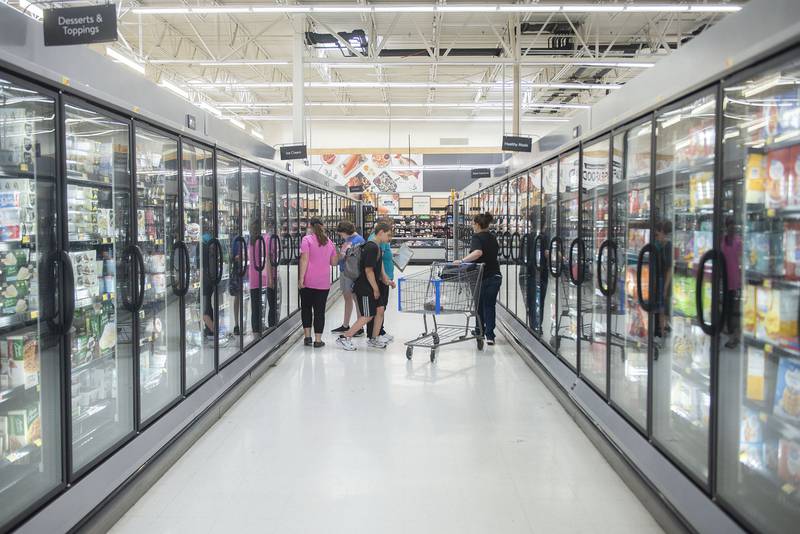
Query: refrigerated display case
181 142 215 391
133 126 180 423
216 154 241 366
580 137 611 395
610 121 652 432
652 90 718 486
63 99 135 474
717 52 800 534
0 73 63 526
558 151 580 369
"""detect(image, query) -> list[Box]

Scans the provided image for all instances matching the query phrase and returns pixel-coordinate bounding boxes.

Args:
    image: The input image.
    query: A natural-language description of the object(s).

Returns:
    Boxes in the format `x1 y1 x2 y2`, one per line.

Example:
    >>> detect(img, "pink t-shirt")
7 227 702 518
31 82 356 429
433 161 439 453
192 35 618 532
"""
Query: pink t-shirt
300 234 336 290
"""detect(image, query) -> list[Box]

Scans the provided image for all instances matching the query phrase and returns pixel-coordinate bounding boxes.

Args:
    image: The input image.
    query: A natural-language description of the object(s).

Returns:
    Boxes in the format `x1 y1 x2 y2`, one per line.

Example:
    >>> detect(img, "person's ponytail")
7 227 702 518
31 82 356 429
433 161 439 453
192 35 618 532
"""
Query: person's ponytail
310 218 328 246
474 212 494 230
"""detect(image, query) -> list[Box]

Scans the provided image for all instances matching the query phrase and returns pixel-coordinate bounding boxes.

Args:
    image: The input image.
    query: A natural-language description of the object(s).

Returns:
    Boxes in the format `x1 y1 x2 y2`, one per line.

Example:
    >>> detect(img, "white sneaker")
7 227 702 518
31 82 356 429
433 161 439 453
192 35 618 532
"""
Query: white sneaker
378 334 393 344
336 336 356 351
367 338 388 349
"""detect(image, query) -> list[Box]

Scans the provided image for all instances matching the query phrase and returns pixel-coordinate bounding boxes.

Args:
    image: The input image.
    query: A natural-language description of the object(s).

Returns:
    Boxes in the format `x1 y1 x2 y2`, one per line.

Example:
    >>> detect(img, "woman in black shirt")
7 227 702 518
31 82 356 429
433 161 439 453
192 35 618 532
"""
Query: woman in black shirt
456 213 501 345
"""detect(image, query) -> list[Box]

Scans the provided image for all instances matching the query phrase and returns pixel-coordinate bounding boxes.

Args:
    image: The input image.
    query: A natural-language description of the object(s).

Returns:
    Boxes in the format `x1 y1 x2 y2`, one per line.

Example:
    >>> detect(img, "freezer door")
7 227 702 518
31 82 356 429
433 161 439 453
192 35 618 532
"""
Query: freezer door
717 54 800 534
181 142 215 390
275 174 290 322
0 73 63 525
241 164 260 349
513 175 526 323
580 138 611 395
609 122 652 431
64 100 135 474
134 126 180 423
558 151 580 369
288 179 299 315
527 168 544 332
652 90 718 486
541 161 559 353
215 154 241 366
260 169 279 333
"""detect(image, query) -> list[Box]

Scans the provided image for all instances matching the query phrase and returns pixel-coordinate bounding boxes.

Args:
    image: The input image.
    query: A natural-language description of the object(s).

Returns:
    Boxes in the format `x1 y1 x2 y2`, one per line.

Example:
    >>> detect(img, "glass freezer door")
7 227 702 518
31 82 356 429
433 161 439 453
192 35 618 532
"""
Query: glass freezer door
64 100 134 474
652 90 718 485
0 74 62 525
527 168 543 332
275 174 290 322
133 127 180 423
241 164 260 349
558 151 580 369
260 169 278 332
512 175 526 322
609 122 652 431
541 161 559 353
181 142 214 390
288 179 299 315
215 154 241 365
580 138 611 394
717 54 800 534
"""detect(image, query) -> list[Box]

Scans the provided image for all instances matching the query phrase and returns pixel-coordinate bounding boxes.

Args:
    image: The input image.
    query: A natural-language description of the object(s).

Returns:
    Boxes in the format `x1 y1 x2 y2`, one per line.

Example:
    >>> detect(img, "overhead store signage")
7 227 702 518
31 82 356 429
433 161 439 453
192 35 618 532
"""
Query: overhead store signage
471 168 491 179
412 196 431 215
43 4 118 47
280 144 307 160
502 135 533 152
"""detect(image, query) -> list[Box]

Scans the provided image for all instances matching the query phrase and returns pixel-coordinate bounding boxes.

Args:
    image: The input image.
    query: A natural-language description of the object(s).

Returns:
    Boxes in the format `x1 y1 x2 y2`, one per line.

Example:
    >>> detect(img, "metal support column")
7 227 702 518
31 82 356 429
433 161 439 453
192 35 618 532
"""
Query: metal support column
292 16 305 145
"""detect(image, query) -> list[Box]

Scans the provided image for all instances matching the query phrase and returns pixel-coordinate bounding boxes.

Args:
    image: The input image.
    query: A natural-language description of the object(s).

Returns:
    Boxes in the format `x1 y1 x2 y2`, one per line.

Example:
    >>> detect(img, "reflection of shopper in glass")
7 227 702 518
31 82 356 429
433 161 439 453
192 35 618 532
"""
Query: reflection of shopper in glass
265 221 278 328
299 218 338 348
456 213 501 345
201 232 215 338
247 219 268 333
721 216 742 349
654 220 673 337
229 234 243 336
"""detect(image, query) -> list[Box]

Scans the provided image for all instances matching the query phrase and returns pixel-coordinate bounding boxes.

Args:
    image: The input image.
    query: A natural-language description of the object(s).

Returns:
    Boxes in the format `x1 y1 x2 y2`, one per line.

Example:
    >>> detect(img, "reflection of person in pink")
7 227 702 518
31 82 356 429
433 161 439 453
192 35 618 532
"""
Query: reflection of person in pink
721 216 742 349
247 220 270 333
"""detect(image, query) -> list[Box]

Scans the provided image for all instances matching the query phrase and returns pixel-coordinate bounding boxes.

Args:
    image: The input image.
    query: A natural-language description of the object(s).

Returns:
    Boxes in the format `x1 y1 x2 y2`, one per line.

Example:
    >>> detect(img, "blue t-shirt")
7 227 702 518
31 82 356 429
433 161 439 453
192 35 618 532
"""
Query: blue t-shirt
339 233 365 272
368 233 394 281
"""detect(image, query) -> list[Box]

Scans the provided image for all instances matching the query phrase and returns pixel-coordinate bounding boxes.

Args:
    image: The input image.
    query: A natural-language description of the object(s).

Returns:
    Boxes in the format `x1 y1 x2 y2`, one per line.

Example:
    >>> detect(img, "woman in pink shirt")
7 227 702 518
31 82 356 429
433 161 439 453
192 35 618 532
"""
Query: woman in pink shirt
299 217 338 347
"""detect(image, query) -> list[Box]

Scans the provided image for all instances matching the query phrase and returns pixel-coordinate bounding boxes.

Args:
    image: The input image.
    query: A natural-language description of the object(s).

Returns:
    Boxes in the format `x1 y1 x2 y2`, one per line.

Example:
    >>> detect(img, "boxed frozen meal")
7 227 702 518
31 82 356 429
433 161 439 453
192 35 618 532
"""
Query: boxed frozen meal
789 146 800 208
767 147 792 209
7 404 39 450
774 357 800 421
784 222 800 280
689 172 714 211
746 232 783 276
746 346 767 401
741 408 763 444
745 153 767 204
777 439 800 483
6 334 38 389
743 285 757 335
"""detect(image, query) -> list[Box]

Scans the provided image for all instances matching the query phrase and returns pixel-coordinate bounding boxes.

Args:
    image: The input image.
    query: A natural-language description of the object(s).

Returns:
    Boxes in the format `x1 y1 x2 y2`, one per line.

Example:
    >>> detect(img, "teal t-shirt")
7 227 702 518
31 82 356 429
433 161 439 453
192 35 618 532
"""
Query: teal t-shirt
368 233 394 280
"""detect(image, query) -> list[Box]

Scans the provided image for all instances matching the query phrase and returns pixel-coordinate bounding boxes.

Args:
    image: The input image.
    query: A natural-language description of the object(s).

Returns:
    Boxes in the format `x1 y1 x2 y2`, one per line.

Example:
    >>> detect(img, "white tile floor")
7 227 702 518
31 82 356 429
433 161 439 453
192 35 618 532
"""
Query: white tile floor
110 281 663 534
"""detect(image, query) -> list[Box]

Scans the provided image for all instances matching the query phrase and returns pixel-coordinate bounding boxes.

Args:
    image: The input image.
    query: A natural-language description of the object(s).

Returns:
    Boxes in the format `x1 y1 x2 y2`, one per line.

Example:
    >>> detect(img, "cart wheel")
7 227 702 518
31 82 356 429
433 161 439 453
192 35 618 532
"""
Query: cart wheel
477 338 484 350
430 349 436 362
406 346 413 360
431 333 440 346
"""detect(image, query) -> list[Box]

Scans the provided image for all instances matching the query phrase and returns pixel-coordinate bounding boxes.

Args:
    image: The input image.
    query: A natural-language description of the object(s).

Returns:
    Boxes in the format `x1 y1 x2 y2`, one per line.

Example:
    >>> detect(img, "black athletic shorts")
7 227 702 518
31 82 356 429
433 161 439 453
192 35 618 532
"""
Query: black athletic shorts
377 282 389 308
356 293 379 318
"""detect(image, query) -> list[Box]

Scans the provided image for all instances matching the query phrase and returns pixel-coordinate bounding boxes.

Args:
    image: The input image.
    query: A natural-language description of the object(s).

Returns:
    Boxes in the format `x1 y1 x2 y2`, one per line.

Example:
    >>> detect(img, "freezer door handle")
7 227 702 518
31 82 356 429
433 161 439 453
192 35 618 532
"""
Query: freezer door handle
608 241 619 296
207 238 223 285
501 231 512 260
269 234 282 268
233 235 248 278
133 245 146 311
533 233 547 273
568 238 585 286
254 235 267 272
59 250 75 335
696 249 727 336
549 237 563 278
636 244 655 312
519 233 529 266
172 241 190 297
510 232 521 263
597 240 611 296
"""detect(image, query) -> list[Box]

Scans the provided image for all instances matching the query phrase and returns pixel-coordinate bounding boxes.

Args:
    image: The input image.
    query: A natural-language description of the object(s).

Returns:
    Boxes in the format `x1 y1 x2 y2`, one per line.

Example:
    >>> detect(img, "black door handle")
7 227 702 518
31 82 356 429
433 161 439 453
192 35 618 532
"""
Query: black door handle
597 240 610 296
60 251 75 335
269 234 281 268
254 235 267 272
636 244 655 312
502 231 512 260
172 241 190 297
510 232 520 262
133 245 146 310
233 235 248 278
122 245 138 312
520 233 529 266
549 237 563 278
208 238 223 285
608 241 619 297
696 249 727 336
568 237 585 285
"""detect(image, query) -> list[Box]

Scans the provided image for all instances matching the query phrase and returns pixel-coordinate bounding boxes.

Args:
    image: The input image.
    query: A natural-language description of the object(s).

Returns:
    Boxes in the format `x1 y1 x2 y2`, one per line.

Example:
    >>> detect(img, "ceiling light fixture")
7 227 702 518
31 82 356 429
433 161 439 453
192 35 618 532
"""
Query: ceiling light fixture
229 118 247 129
159 79 190 99
199 102 223 118
148 58 655 68
186 81 620 90
19 0 43 19
227 115 569 123
106 47 146 75
132 4 742 15
214 101 590 110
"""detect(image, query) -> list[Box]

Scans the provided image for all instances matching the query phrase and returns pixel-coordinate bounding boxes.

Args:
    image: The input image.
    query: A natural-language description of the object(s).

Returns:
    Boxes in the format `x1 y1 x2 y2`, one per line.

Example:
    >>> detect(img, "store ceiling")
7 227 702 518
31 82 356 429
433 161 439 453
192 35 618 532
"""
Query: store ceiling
13 1 747 139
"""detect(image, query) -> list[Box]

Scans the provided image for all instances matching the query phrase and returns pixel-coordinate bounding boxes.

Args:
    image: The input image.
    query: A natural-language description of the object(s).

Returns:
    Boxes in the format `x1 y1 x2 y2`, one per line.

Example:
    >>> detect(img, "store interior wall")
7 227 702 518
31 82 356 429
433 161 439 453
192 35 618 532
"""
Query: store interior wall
421 153 511 192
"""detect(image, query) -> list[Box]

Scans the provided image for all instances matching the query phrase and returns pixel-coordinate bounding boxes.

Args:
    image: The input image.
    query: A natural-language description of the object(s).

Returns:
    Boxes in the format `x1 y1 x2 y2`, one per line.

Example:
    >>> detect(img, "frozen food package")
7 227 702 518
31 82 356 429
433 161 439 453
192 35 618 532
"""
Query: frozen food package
774 357 800 421
743 285 757 335
788 146 800 208
741 408 764 444
784 221 800 280
755 286 770 339
777 439 800 482
764 288 782 339
746 346 766 401
745 153 767 204
778 290 799 350
767 147 791 209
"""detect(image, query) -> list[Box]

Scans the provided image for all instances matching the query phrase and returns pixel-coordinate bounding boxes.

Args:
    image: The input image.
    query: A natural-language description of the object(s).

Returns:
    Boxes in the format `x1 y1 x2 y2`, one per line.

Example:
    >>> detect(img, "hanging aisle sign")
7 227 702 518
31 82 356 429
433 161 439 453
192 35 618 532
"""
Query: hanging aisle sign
502 135 533 152
43 4 118 46
471 168 491 179
280 144 308 160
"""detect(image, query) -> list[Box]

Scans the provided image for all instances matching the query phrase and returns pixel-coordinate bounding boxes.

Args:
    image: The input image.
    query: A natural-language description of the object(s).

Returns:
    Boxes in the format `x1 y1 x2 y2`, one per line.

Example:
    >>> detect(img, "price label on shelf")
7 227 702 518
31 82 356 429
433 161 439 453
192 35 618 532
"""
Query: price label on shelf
782 483 796 495
764 279 772 288
30 311 38 320
102 293 108 301
765 343 773 354
21 236 29 244
767 208 776 218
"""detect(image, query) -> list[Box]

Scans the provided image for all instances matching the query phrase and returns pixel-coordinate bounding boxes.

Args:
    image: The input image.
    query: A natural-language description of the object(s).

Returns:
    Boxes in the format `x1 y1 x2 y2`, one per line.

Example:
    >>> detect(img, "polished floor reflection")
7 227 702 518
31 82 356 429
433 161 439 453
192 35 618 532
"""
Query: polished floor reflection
110 279 662 534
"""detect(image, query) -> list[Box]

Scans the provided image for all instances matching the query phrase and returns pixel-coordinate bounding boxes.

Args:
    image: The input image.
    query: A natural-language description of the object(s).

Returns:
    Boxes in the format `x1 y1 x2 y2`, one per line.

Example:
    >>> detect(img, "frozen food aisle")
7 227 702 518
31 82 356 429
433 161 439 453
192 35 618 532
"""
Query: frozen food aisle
109 292 663 534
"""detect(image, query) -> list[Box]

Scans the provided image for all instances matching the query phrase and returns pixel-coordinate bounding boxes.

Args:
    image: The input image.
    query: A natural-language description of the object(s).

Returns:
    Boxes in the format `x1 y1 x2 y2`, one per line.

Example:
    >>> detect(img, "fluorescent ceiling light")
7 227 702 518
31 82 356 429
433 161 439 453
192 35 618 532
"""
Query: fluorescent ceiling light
132 4 742 16
251 130 264 141
199 102 223 118
159 79 190 99
230 115 569 123
19 0 43 19
187 81 619 90
215 101 590 110
147 58 655 68
106 47 146 75
229 118 246 129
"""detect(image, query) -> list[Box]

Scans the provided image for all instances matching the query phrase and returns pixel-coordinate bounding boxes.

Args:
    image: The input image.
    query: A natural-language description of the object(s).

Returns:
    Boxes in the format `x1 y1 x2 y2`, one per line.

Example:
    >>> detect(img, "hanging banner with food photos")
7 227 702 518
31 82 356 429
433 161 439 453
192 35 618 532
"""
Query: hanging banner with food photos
312 153 424 192
377 193 400 215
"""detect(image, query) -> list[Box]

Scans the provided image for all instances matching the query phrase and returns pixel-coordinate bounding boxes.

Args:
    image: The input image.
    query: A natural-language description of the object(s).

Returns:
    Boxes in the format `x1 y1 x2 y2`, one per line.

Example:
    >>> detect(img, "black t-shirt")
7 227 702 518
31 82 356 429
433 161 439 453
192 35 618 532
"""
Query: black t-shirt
354 241 383 296
470 231 500 276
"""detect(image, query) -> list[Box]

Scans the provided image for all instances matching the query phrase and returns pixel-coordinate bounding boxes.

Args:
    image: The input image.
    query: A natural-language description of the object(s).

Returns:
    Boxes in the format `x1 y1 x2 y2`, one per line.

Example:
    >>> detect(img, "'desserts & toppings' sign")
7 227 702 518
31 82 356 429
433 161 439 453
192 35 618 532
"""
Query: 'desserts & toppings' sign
43 4 118 47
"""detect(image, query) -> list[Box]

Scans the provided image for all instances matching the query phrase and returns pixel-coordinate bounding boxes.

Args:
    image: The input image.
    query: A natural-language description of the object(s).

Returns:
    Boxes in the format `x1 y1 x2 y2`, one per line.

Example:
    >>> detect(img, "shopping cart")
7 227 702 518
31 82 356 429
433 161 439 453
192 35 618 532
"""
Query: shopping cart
397 262 485 362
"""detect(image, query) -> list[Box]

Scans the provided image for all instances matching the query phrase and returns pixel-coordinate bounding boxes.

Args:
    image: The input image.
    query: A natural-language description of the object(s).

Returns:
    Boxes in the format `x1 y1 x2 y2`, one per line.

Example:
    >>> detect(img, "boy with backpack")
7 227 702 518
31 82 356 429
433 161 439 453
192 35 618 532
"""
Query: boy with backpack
331 221 365 336
367 218 395 342
336 221 395 351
